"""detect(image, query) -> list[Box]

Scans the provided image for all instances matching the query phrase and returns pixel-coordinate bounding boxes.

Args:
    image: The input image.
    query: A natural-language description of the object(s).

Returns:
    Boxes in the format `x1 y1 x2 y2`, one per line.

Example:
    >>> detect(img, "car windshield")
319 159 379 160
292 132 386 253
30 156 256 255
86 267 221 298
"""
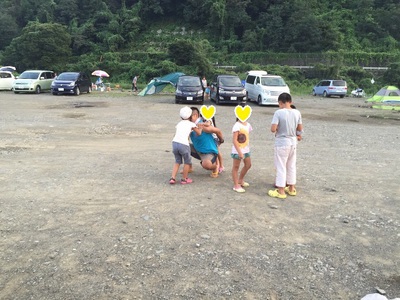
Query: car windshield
333 80 346 86
261 77 286 86
219 77 242 87
58 73 78 81
179 77 200 86
19 72 40 79
0 72 12 78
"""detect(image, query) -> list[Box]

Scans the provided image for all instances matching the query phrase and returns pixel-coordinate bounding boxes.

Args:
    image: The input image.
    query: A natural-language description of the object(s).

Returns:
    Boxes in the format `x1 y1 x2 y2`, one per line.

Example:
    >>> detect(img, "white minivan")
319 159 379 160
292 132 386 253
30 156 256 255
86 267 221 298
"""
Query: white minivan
245 70 290 105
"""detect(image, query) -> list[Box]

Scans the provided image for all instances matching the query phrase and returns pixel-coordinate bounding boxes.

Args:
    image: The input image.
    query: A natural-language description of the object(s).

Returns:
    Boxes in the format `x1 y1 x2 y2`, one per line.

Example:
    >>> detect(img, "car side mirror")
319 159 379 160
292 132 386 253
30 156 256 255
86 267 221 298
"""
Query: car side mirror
40 77 44 80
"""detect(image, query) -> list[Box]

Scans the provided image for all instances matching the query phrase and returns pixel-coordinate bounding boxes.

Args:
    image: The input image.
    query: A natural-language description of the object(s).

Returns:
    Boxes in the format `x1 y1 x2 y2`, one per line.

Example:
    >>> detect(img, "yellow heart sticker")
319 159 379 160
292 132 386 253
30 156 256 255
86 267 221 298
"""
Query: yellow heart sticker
200 105 216 120
235 105 252 122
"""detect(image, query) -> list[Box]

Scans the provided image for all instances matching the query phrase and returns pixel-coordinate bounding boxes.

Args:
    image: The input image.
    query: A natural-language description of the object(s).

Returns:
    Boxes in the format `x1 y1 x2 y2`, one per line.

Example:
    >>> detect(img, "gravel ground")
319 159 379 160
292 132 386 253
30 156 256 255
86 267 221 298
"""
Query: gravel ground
0 90 399 300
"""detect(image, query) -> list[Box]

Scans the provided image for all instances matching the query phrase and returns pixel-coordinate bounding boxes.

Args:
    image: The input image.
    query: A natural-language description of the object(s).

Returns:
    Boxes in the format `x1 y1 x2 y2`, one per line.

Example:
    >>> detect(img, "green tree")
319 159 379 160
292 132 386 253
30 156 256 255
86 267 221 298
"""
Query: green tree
382 62 400 88
3 22 72 70
168 39 212 75
0 12 19 50
54 0 79 25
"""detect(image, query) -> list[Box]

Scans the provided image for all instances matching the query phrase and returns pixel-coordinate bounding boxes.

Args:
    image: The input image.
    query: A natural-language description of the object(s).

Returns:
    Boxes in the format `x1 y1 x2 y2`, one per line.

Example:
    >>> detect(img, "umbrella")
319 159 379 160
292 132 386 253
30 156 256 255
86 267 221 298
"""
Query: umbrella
0 66 16 72
139 72 184 96
91 70 110 77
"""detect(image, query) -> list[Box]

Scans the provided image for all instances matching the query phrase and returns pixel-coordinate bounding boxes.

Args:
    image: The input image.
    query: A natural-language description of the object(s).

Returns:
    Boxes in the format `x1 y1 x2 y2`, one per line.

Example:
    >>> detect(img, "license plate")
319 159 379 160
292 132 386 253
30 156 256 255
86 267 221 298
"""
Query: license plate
231 96 237 100
187 97 193 100
58 88 64 91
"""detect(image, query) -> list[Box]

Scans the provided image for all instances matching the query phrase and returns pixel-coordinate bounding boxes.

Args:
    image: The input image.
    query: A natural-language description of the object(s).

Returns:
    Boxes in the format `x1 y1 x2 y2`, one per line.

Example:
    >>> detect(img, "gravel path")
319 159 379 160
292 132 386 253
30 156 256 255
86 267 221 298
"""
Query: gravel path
1 91 399 299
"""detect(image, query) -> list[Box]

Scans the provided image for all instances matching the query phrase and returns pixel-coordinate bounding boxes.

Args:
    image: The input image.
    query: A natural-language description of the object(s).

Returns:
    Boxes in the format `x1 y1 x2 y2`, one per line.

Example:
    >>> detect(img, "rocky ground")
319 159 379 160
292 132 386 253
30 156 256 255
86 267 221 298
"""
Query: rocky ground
0 90 399 299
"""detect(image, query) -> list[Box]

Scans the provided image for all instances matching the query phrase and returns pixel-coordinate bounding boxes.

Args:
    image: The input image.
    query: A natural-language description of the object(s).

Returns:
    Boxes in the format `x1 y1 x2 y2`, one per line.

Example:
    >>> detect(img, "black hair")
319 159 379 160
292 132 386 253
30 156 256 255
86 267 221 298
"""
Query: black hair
190 106 199 115
278 92 292 103
211 116 217 127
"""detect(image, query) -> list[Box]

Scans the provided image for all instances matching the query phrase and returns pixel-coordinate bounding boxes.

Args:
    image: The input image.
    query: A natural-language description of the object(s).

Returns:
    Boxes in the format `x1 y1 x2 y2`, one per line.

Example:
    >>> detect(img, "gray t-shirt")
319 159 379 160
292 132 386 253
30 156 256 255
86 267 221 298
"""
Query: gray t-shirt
271 108 302 147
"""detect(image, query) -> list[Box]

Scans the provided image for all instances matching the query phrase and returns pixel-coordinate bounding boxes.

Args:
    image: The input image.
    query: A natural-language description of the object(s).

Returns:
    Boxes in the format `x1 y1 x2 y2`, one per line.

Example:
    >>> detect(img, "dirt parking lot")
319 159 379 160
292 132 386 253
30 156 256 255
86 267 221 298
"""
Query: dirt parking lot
1 90 399 299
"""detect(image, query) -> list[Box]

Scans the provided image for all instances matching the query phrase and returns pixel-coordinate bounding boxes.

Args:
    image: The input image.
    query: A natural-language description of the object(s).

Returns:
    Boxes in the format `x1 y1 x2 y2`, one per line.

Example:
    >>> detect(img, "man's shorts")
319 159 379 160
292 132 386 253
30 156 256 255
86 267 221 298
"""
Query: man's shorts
190 143 217 164
199 153 217 164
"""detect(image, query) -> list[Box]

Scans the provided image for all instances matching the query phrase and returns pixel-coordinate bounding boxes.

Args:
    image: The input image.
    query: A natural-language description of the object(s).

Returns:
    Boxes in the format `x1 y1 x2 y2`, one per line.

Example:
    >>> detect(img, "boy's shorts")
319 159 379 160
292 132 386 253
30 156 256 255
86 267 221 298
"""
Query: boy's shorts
231 152 251 160
172 142 192 164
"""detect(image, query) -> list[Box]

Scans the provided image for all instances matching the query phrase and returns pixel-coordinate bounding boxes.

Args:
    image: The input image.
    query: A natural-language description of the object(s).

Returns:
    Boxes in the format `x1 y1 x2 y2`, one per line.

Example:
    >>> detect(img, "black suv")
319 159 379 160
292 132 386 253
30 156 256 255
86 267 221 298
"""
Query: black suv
175 75 204 104
51 72 92 96
210 75 246 105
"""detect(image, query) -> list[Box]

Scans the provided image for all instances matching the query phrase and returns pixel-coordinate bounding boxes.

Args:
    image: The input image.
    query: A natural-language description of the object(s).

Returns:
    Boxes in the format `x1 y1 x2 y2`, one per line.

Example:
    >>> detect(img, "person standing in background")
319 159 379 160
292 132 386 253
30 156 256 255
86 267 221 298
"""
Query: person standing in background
132 75 139 92
202 76 210 101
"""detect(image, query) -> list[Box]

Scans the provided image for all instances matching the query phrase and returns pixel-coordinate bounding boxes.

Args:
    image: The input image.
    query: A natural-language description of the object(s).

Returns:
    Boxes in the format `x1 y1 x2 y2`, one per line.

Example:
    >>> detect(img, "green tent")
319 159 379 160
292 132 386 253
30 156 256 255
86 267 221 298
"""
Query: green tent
367 86 400 110
139 72 184 96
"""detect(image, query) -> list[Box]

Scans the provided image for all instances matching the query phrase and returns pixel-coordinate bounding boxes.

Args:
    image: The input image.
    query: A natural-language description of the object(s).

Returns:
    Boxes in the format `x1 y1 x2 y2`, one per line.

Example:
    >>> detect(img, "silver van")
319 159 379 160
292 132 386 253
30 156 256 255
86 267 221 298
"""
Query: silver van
312 80 347 98
245 70 290 105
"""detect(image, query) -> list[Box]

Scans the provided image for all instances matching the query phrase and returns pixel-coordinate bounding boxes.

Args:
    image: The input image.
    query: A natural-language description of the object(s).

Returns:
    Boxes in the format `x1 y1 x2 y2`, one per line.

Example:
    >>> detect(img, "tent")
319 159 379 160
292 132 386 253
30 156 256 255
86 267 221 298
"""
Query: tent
139 72 184 96
367 86 400 110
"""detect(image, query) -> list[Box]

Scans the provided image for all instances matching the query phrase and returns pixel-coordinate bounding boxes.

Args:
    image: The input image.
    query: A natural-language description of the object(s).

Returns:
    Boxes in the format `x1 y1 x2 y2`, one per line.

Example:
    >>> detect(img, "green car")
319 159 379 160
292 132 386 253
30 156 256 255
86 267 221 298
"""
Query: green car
13 70 55 94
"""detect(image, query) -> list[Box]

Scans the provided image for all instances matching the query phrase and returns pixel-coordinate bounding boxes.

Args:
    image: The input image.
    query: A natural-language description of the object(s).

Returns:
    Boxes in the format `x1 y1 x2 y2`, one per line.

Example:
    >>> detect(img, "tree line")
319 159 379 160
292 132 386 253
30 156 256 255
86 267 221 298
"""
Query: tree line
0 0 399 91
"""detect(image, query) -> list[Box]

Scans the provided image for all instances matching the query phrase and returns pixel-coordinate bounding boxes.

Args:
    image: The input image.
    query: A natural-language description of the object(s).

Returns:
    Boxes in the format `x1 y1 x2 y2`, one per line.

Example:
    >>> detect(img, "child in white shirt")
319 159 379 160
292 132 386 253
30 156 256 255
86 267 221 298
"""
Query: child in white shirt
170 106 202 184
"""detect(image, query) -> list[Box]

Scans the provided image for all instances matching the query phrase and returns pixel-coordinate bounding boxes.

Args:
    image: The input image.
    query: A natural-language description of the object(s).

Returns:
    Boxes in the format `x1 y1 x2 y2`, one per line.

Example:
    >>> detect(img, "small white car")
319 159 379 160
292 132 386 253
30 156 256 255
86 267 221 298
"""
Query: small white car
0 71 16 91
245 70 290 105
13 70 55 94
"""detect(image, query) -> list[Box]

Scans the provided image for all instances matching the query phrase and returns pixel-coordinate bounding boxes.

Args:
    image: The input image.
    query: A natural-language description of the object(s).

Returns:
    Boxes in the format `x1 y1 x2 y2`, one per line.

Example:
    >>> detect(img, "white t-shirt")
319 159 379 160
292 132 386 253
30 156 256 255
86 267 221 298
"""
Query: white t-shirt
271 108 302 147
231 122 252 154
173 120 197 146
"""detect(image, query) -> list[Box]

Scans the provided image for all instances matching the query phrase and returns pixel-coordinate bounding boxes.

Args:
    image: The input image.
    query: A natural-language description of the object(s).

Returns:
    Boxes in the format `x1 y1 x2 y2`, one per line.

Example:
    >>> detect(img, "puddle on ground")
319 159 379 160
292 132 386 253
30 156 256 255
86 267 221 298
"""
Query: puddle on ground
46 101 109 109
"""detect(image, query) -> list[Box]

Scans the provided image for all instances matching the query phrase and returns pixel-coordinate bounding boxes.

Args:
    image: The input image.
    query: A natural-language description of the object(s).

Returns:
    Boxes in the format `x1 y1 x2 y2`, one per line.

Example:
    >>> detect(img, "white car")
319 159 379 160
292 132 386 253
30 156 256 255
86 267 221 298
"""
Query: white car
13 70 55 94
0 71 15 90
245 70 290 105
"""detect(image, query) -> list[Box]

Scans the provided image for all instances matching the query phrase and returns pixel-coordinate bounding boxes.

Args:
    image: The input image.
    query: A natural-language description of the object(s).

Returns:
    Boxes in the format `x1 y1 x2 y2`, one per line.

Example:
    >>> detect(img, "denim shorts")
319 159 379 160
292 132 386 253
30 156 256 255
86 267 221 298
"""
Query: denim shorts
172 142 192 165
231 152 251 160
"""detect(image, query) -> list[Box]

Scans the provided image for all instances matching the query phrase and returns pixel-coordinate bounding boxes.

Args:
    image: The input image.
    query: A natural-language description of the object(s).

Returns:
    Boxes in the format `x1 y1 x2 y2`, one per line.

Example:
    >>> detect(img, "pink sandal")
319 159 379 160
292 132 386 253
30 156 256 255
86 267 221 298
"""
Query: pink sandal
181 178 193 184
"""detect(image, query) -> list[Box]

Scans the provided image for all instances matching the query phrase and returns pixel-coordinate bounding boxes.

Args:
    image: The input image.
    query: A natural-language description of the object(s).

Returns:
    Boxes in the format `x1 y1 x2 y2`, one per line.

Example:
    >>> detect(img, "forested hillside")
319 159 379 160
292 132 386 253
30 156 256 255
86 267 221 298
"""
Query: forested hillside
1 0 399 90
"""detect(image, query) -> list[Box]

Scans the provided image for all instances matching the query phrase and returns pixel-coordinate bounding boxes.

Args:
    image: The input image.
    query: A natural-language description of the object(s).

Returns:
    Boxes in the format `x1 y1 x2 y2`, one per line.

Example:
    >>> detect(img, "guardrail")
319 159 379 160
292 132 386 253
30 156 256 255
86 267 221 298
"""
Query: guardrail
215 65 389 71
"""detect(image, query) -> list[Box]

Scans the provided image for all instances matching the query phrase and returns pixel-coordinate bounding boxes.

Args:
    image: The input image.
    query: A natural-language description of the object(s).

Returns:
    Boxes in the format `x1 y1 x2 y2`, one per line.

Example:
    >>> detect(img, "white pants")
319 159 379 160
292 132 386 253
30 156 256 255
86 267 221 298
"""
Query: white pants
274 145 297 187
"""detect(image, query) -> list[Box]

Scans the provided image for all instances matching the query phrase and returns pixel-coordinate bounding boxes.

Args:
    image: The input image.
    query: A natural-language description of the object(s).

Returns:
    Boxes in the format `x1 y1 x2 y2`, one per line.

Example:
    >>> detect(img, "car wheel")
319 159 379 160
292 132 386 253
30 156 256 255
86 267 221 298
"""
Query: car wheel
74 87 80 96
323 91 328 97
312 90 316 96
340 95 345 98
14 91 19 94
175 98 179 104
257 95 262 105
216 96 220 105
88 86 92 94
246 92 250 102
52 92 58 95
35 86 41 94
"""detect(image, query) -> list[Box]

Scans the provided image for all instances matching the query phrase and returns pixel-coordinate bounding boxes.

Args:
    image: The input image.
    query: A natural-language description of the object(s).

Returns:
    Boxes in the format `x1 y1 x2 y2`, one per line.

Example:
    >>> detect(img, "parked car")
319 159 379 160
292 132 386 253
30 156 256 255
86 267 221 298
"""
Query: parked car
312 80 347 98
51 72 92 96
245 70 290 105
13 70 55 94
210 75 246 105
0 71 15 91
175 75 204 104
